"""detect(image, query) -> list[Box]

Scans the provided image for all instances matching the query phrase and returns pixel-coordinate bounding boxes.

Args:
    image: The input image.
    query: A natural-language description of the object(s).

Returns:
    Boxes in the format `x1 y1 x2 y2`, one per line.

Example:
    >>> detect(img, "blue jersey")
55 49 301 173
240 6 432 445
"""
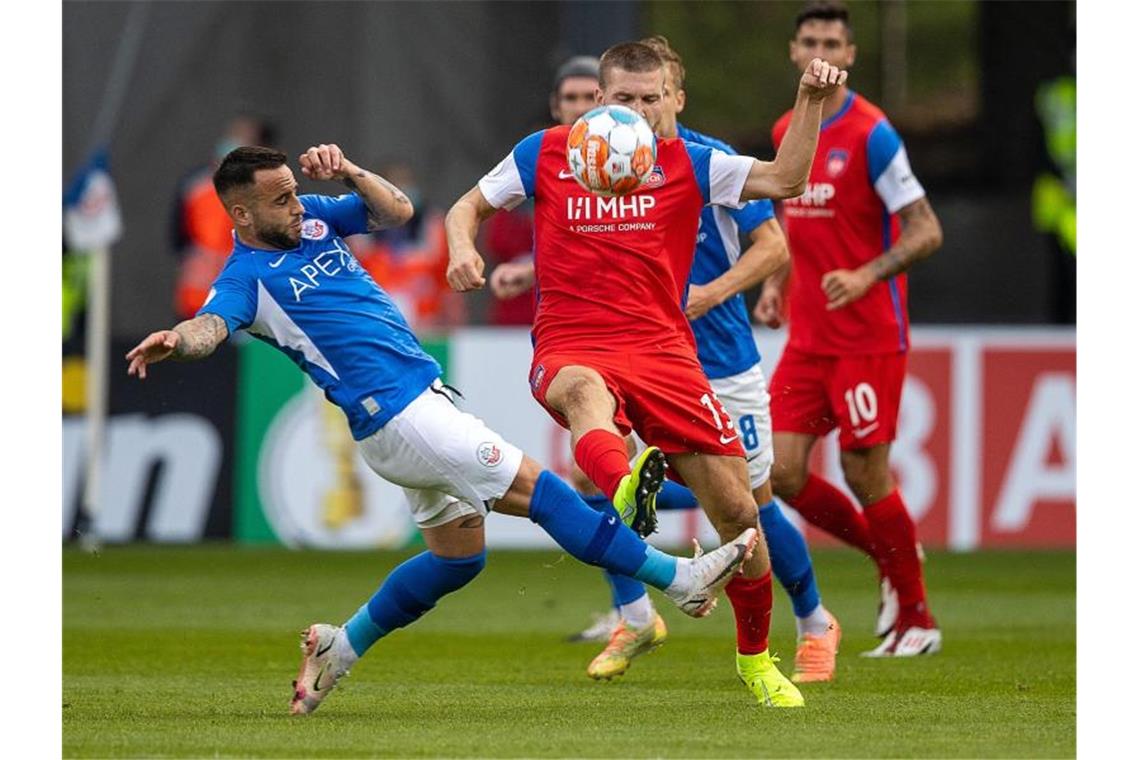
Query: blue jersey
198 194 441 439
678 125 776 379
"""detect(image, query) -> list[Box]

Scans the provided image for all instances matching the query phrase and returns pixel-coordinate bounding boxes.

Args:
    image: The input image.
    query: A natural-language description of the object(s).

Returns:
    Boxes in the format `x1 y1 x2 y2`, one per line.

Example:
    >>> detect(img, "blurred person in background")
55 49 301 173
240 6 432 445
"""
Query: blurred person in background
485 56 601 325
171 113 278 320
755 1 944 657
350 161 465 332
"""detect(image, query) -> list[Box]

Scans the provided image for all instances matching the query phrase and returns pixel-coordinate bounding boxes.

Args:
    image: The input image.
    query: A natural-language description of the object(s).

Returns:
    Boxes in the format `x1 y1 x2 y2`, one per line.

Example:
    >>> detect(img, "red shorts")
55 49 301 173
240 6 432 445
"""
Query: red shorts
529 343 746 458
769 346 907 450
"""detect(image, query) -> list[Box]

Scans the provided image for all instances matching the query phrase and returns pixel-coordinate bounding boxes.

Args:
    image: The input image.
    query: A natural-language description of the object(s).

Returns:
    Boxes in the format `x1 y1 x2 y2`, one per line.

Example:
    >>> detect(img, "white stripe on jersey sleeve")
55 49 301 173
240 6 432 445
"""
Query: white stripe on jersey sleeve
873 146 926 214
707 152 753 209
477 153 528 210
248 281 340 380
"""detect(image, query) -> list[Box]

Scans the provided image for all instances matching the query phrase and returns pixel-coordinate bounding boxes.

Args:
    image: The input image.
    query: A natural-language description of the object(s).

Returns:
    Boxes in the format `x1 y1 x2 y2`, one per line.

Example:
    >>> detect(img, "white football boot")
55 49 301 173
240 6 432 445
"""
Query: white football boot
874 576 899 638
289 623 354 715
665 528 759 618
862 623 942 658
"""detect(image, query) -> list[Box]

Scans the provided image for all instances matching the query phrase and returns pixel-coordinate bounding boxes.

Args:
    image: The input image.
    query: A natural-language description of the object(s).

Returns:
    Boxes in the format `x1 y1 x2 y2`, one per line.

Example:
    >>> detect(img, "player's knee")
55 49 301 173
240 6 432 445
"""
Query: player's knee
709 497 759 538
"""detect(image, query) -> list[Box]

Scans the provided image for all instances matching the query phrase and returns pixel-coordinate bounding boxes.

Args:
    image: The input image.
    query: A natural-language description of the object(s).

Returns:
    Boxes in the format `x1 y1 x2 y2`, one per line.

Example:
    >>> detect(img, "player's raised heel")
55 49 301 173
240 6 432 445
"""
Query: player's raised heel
289 623 351 716
613 447 666 537
586 613 668 680
666 528 758 618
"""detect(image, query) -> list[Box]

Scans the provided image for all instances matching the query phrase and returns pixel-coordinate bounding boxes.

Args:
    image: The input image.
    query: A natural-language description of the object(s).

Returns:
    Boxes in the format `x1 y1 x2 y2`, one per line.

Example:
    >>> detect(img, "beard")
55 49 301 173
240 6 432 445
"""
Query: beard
257 221 301 250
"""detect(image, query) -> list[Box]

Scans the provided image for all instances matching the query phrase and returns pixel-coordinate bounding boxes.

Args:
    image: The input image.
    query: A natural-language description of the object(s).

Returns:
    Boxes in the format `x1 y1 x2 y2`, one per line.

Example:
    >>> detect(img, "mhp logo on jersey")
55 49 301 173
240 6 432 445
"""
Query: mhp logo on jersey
301 219 329 240
825 149 850 178
645 165 666 188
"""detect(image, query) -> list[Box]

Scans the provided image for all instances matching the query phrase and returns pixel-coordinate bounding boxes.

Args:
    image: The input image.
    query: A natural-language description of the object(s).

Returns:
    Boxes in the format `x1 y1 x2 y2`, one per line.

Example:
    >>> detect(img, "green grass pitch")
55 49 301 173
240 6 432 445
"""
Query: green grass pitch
63 546 1074 758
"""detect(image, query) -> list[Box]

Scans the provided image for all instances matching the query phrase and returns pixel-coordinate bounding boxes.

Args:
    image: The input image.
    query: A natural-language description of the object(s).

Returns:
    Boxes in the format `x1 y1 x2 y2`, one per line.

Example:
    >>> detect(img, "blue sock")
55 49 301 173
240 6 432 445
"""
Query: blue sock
343 549 486 656
582 492 654 607
657 481 699 511
605 570 649 606
530 470 677 590
758 500 821 618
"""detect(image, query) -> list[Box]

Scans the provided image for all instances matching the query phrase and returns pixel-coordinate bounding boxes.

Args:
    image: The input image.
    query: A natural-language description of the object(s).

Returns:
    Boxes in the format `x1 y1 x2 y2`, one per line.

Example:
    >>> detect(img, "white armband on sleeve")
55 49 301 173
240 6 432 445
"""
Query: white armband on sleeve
477 153 528 210
874 146 926 214
708 153 753 209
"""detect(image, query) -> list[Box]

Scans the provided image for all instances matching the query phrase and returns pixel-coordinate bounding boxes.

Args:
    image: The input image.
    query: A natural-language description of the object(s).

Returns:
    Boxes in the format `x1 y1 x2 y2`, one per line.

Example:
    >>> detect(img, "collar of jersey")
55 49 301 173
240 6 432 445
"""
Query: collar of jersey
820 90 857 132
232 235 303 255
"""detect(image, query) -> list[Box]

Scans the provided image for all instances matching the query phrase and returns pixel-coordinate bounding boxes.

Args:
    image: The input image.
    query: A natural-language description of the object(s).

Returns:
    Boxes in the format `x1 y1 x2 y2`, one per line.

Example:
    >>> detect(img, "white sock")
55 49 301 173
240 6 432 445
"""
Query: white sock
619 594 655 629
664 557 694 597
333 627 360 669
795 604 832 638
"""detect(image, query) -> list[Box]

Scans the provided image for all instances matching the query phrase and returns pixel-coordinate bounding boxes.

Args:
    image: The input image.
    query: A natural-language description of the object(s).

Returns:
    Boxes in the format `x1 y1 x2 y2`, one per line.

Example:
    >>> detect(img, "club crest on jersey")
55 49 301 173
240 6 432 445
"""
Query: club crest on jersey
477 441 503 467
644 165 666 188
825 149 850 178
301 219 329 240
530 364 546 392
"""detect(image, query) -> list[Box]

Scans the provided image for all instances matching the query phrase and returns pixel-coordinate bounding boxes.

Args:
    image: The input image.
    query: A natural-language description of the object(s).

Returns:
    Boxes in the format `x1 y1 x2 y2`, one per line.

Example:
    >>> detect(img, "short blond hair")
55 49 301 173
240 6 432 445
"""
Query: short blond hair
640 35 685 91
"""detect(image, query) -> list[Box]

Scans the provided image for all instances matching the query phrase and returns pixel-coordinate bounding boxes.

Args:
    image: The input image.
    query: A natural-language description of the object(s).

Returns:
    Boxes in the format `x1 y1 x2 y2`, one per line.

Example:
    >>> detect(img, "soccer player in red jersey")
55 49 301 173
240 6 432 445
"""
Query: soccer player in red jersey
446 41 847 706
757 2 945 657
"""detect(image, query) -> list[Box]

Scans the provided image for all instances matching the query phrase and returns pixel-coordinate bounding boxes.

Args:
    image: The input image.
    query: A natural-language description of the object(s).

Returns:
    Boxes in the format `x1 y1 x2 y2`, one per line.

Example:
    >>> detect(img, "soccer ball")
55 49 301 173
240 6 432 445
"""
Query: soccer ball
566 105 657 197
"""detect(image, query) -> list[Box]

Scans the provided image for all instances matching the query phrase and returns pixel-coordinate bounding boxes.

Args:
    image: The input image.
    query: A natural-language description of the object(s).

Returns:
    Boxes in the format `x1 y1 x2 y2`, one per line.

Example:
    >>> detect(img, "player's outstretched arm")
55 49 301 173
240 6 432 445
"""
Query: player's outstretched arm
741 59 847 202
298 143 414 231
445 186 499 292
686 218 790 320
125 314 229 380
821 197 944 310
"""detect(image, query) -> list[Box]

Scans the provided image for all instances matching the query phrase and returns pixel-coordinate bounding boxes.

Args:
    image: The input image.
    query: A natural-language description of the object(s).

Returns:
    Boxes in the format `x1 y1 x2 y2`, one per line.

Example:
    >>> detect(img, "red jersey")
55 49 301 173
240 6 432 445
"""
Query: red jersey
773 92 926 356
478 125 753 352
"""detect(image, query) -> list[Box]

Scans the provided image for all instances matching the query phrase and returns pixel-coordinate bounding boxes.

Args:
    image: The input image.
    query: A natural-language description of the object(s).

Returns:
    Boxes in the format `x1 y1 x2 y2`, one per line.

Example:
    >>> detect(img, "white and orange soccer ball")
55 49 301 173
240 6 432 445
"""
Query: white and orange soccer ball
566 105 657 197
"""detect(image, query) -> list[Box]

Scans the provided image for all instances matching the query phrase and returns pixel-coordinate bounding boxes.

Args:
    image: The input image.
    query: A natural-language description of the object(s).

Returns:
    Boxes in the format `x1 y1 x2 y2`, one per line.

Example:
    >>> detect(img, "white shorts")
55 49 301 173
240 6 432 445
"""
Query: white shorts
356 381 524 529
709 363 774 490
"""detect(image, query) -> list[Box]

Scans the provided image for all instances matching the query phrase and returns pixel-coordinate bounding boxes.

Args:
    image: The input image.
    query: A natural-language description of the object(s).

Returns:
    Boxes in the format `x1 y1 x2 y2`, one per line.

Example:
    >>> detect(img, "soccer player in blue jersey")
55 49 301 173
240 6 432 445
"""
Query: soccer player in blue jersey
125 143 760 716
488 37 842 684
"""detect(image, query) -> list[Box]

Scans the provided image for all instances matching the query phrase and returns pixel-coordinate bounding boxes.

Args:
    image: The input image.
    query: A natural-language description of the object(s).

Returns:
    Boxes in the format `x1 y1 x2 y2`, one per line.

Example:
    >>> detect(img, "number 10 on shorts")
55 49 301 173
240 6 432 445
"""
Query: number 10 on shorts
844 382 879 426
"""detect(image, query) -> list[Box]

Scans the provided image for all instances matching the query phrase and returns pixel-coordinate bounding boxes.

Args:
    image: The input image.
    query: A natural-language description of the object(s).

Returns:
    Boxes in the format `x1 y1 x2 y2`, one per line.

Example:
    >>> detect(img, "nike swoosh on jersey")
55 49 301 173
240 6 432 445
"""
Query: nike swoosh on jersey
719 434 739 445
269 254 288 268
851 422 881 439
558 170 576 179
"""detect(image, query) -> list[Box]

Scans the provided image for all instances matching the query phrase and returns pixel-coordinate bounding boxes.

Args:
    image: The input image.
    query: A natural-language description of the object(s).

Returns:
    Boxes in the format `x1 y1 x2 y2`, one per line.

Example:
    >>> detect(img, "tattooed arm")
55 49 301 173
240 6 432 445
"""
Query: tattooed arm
298 143 414 230
820 196 944 311
125 313 229 380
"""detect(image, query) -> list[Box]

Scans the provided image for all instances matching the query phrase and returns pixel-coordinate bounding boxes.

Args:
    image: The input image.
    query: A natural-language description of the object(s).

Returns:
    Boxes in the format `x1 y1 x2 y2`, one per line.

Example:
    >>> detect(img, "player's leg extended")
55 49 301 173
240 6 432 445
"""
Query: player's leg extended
841 444 941 657
291 508 488 716
668 452 803 707
544 365 665 532
494 455 757 617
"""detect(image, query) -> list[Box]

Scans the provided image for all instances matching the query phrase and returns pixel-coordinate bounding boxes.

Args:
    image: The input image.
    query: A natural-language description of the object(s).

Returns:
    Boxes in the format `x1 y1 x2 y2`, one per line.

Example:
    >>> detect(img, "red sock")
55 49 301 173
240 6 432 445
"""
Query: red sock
863 489 934 627
725 572 773 655
573 430 630 500
788 474 889 576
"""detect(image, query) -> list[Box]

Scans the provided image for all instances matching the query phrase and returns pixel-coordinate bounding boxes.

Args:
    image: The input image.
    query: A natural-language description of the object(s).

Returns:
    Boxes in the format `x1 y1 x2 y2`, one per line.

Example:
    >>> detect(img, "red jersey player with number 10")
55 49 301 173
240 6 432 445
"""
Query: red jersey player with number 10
447 42 847 707
758 2 945 657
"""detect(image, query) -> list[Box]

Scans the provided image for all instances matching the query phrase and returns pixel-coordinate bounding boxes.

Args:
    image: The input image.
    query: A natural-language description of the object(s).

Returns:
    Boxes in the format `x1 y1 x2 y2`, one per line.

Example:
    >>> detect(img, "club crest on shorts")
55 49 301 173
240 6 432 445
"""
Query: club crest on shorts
825 148 849 178
477 442 503 467
301 219 329 240
530 364 546 392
